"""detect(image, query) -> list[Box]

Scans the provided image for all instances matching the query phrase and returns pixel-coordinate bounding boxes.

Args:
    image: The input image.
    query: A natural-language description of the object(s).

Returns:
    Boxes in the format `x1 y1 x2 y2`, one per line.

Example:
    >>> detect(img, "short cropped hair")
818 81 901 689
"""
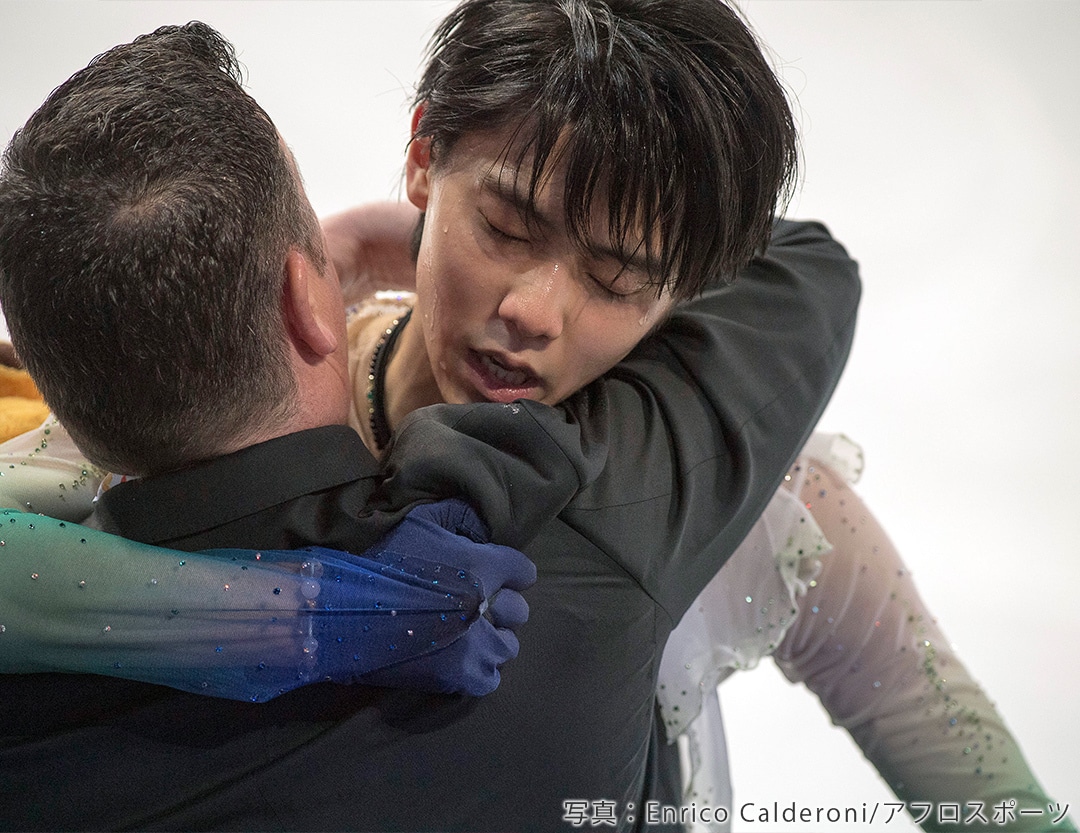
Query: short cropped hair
0 22 322 475
414 0 798 299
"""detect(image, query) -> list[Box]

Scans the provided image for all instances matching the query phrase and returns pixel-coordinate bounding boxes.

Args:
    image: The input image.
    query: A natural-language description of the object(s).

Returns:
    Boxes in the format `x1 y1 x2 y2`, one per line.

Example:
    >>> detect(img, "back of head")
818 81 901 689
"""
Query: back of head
0 22 320 475
415 0 798 299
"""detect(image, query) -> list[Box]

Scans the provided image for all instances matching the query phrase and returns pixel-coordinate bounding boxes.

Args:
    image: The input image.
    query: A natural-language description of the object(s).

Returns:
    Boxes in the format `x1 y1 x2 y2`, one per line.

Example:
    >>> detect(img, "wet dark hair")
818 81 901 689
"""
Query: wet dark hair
0 22 323 475
414 0 798 298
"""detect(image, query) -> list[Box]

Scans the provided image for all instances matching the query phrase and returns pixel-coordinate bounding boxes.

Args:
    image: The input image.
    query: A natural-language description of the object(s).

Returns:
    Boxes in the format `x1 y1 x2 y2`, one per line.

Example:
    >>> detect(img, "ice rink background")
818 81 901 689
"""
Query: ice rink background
1 2 1077 829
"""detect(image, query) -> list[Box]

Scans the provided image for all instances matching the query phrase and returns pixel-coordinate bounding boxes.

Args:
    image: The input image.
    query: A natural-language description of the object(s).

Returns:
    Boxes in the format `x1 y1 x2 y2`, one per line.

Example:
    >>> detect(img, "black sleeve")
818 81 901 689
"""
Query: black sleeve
560 219 860 619
377 219 861 614
373 396 605 550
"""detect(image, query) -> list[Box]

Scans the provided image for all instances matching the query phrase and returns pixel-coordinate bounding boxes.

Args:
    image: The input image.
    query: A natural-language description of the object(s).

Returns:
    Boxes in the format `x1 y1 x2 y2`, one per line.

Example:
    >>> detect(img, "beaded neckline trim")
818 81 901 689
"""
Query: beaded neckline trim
366 308 412 451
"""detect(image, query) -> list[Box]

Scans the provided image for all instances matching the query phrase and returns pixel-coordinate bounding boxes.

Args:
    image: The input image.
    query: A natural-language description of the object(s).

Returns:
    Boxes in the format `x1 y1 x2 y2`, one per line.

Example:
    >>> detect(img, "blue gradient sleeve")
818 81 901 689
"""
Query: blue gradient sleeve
0 505 534 701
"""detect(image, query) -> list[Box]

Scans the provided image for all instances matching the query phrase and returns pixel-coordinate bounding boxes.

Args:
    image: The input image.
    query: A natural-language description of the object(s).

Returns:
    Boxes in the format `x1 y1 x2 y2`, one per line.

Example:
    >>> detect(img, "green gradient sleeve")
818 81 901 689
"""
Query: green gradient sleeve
0 510 486 701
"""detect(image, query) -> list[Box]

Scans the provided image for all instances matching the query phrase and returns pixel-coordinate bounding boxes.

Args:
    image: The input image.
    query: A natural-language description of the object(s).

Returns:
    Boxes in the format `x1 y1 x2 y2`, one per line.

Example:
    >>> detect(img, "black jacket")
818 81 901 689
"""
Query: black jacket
1 220 859 832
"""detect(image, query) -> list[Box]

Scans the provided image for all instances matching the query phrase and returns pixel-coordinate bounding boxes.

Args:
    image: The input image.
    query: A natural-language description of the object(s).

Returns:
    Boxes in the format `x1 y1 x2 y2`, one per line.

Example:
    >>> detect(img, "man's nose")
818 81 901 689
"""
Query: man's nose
497 262 576 342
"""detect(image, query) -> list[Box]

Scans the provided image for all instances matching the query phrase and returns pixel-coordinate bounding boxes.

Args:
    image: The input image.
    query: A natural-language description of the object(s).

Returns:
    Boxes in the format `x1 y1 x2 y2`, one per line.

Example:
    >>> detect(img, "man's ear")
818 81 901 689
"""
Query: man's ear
283 248 338 358
405 104 432 212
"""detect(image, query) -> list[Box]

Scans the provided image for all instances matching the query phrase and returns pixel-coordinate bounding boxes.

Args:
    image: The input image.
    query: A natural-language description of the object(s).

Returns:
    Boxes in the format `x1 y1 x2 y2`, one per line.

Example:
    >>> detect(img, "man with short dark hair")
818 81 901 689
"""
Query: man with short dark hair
0 5 859 829
1 23 343 476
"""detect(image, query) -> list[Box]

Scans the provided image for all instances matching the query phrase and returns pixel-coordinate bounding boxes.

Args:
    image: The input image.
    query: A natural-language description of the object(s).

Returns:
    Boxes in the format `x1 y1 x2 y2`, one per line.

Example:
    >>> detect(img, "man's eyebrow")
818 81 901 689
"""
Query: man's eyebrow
480 170 555 233
480 171 654 279
593 239 652 281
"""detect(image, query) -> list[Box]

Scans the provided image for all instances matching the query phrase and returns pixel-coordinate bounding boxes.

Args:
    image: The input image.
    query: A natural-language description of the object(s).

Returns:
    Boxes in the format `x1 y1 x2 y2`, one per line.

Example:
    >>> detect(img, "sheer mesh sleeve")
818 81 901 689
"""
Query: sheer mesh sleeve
775 457 1073 832
0 415 103 521
0 510 486 702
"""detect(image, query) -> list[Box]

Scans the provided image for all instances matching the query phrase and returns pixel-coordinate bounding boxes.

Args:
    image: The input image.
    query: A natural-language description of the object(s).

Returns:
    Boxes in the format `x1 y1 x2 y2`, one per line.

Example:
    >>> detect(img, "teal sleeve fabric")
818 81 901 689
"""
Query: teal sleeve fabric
0 219 860 703
0 509 492 701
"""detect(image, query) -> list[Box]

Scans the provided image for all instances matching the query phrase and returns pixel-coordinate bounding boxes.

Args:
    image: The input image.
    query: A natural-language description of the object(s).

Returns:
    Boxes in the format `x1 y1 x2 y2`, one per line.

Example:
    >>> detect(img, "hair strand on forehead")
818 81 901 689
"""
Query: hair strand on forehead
413 0 798 300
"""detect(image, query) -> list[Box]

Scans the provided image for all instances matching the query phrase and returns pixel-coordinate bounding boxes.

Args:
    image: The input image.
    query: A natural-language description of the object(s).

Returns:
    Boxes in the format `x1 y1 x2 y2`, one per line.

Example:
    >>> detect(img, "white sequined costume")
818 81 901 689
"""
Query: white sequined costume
660 434 1071 832
0 408 1070 830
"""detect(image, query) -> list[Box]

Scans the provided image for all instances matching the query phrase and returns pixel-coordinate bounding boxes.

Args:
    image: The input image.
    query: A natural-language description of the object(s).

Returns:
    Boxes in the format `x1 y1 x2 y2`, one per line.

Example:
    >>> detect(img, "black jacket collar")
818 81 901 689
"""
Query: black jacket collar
94 425 377 544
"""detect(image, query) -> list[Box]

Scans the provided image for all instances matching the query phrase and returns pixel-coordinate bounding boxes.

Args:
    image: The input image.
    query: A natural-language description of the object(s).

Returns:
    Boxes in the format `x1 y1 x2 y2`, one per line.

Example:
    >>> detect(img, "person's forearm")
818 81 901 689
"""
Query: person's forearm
330 206 860 613
775 459 1073 832
556 219 861 618
0 510 349 697
375 397 605 550
0 504 529 701
321 203 420 306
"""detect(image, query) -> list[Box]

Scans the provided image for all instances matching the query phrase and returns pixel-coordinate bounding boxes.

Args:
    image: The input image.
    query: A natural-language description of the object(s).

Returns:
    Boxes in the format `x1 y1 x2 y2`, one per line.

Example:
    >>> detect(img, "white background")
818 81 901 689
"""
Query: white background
1 2 1077 829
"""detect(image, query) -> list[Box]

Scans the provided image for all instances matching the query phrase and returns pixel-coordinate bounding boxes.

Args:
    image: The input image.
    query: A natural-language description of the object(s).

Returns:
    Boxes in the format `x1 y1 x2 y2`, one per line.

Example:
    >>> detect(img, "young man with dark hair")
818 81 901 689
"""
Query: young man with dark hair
412 0 798 298
0 3 858 829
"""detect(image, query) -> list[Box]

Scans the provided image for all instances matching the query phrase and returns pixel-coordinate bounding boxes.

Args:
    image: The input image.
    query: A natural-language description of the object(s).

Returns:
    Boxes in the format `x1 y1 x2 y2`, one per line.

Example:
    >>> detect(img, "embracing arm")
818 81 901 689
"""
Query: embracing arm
0 209 858 702
348 207 860 600
555 218 861 616
0 501 534 700
322 202 419 306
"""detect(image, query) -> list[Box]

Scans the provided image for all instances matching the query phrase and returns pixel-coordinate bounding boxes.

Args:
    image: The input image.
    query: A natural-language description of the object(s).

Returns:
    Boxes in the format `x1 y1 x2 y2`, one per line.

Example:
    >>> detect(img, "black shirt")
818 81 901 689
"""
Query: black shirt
0 220 860 832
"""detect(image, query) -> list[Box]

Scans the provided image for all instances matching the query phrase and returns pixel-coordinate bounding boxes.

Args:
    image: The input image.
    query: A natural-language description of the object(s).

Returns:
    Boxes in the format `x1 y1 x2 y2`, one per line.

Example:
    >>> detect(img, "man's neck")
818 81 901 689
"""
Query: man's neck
384 311 442 435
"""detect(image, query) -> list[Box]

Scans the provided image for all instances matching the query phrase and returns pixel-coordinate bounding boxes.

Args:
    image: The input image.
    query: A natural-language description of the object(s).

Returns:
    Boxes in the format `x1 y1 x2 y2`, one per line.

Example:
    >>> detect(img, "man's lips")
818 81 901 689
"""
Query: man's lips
466 350 541 401
478 352 533 386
